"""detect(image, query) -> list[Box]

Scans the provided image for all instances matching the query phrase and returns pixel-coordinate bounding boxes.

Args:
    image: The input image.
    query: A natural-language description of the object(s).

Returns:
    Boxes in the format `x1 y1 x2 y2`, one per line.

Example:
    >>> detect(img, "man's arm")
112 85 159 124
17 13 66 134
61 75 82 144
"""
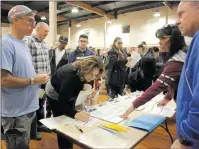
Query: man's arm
1 69 31 88
1 69 49 88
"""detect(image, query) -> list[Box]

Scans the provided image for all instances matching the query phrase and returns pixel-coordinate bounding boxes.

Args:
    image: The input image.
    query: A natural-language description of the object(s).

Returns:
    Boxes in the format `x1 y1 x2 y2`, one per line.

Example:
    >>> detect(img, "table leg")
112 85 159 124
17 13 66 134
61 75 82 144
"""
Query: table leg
160 119 174 143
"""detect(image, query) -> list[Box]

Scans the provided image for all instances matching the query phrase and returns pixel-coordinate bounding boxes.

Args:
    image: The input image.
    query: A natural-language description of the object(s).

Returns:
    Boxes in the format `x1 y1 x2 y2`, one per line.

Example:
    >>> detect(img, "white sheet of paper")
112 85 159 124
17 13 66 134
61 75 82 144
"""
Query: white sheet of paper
90 103 126 123
125 51 141 68
79 128 128 149
159 106 176 118
39 89 45 99
75 89 93 106
40 115 75 129
109 116 124 123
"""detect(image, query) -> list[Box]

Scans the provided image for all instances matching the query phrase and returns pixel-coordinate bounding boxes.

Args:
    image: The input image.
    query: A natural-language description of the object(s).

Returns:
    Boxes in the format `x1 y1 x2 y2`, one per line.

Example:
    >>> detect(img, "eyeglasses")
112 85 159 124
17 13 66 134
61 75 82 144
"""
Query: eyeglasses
60 41 68 45
79 40 88 43
18 17 36 25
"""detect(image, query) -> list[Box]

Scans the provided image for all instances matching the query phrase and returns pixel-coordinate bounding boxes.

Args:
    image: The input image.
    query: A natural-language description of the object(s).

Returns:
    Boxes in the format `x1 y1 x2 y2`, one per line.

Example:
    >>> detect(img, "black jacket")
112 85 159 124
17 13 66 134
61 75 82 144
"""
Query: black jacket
51 64 84 118
128 51 156 91
68 47 95 63
106 48 127 87
132 52 156 80
49 48 69 76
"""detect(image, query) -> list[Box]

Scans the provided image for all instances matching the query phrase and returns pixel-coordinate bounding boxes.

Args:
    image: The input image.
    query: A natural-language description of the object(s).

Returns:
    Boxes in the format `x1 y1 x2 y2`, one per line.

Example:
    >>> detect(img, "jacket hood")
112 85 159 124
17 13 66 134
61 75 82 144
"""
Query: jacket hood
168 49 187 63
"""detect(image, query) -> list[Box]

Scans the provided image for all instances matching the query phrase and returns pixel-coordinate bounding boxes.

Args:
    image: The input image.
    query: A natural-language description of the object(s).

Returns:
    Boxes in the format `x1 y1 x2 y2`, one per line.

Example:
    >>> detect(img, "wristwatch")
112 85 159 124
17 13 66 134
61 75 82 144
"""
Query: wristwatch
178 133 193 146
30 77 35 85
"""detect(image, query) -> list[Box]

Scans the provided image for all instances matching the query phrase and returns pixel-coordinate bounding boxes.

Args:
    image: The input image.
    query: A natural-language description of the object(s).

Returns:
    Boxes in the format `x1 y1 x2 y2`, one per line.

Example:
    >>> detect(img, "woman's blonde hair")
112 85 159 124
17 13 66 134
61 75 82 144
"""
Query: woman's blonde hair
72 56 104 81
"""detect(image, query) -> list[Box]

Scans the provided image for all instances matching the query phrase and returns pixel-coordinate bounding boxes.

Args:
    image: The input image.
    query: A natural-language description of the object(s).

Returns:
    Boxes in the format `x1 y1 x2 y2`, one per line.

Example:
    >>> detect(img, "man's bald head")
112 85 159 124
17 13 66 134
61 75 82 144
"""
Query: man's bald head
35 22 48 30
189 1 199 8
176 2 199 37
35 22 49 40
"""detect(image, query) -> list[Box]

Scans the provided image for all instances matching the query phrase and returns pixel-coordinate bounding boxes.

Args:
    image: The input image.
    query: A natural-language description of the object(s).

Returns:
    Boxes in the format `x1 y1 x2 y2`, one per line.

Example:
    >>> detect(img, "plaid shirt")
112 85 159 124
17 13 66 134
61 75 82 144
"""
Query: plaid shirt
24 35 51 75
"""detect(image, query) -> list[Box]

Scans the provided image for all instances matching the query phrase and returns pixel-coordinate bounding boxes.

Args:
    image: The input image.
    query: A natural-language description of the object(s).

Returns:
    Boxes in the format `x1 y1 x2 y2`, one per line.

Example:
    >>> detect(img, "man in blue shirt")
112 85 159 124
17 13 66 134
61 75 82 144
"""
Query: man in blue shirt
1 5 49 149
68 34 95 63
171 2 199 149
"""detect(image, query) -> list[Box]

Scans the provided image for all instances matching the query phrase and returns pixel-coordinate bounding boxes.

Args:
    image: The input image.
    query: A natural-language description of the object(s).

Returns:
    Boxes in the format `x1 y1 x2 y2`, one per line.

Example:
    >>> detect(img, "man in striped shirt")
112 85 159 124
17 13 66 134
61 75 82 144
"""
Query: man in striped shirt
24 22 51 140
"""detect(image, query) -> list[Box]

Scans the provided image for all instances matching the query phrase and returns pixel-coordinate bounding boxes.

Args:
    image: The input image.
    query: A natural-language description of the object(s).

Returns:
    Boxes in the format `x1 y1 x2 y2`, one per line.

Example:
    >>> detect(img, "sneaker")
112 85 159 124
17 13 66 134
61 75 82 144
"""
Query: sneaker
37 125 52 133
1 133 5 140
31 132 42 140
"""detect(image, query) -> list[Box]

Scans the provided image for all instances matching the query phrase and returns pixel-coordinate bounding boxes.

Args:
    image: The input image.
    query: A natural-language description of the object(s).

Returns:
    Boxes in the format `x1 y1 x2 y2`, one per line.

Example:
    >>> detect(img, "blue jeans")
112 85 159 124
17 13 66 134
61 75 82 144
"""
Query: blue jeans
1 112 36 149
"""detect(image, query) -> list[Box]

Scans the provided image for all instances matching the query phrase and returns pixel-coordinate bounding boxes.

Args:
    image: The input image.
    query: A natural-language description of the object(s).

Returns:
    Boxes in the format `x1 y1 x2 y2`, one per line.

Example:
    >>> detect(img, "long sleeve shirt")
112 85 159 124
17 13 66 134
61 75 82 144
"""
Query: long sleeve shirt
132 61 184 108
176 31 199 148
51 64 84 118
24 35 51 75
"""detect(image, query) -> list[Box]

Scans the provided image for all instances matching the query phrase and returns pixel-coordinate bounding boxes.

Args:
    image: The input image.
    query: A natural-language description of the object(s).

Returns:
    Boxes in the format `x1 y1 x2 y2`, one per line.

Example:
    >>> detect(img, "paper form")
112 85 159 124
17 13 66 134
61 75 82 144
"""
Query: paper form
143 102 175 118
39 89 45 99
73 118 98 127
125 51 141 68
90 103 126 123
79 128 128 148
39 115 76 129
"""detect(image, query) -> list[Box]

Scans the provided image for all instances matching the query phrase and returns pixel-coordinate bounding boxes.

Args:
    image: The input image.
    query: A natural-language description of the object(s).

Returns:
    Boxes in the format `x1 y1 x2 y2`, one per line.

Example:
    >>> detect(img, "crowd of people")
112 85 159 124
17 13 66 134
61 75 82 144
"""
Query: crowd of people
1 1 199 149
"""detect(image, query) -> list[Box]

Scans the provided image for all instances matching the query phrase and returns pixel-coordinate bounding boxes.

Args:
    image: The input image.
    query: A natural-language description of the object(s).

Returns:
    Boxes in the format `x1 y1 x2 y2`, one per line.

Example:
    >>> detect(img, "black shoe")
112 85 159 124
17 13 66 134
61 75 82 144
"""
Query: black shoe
31 132 42 140
38 125 52 133
1 133 5 140
46 113 51 118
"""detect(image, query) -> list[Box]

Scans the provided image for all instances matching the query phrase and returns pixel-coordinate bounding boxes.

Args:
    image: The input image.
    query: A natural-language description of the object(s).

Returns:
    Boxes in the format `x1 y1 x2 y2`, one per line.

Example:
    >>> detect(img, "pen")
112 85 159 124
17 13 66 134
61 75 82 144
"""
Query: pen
98 126 115 134
75 125 83 133
84 106 88 112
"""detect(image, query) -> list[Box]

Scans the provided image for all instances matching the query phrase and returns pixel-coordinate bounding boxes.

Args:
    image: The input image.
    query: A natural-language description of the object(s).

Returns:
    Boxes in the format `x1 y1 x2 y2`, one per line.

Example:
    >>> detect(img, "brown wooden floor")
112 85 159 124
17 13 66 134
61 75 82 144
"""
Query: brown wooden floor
1 87 177 149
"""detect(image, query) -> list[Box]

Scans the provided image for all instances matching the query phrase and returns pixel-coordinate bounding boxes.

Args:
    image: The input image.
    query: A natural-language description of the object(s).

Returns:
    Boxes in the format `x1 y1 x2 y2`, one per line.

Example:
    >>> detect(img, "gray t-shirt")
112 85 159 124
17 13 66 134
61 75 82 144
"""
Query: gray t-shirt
1 33 39 117
45 80 59 100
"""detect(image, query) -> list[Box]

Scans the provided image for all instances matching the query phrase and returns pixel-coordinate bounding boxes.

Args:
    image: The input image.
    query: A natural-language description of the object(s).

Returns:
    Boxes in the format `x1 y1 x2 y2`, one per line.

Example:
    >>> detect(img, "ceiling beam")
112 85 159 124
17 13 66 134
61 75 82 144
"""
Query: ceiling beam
163 2 172 10
1 2 68 22
23 1 34 5
57 8 85 16
90 1 117 8
65 1 114 19
71 13 98 20
105 1 164 13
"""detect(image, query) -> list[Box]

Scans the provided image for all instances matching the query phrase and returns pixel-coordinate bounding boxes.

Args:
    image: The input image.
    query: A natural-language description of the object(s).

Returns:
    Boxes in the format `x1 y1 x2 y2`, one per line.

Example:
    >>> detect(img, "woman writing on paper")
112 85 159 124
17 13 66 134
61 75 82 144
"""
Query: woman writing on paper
121 24 187 118
45 56 104 149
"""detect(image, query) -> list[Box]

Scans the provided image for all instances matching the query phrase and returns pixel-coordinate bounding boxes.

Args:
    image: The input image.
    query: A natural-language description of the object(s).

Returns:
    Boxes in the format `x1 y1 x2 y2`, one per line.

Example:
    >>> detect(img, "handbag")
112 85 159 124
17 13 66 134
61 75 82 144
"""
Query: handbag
128 59 144 84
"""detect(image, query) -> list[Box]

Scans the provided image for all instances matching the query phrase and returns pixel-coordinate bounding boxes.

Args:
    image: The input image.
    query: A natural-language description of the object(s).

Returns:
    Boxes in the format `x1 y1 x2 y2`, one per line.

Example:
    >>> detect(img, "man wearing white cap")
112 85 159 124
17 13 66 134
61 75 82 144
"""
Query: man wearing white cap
1 5 49 148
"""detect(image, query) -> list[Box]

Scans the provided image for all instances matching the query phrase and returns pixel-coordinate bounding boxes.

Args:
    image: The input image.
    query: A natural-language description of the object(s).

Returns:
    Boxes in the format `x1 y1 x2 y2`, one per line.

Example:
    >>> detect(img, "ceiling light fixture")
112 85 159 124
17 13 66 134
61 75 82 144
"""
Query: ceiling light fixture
107 19 112 24
76 23 81 28
72 7 78 13
153 10 160 17
41 15 47 20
